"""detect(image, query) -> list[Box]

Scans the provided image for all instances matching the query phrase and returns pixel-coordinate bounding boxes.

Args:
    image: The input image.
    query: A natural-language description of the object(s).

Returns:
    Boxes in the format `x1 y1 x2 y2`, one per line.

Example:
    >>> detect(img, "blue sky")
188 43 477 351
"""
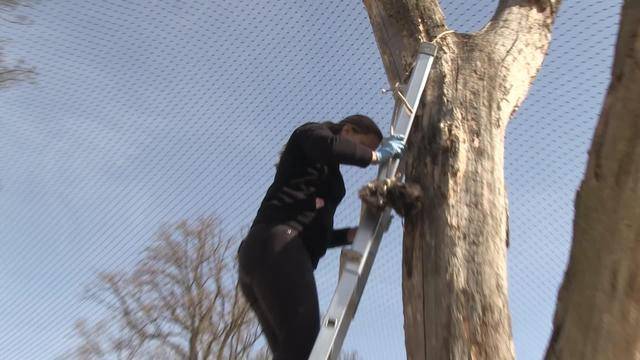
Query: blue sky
0 1 622 359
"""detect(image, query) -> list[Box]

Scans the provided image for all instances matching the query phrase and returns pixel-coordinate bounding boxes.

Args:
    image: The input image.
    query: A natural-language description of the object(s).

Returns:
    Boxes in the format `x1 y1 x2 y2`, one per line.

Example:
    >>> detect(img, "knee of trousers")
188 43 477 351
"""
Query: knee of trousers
275 321 319 359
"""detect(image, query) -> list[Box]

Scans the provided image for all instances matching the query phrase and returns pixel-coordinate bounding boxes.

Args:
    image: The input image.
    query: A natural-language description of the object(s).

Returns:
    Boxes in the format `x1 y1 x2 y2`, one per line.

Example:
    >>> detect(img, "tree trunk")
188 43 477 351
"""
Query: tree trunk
544 1 640 359
363 1 561 358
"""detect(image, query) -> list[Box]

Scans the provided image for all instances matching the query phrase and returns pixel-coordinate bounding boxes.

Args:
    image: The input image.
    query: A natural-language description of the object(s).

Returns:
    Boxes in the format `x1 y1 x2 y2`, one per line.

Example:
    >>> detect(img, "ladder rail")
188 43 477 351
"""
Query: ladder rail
382 42 437 180
309 42 437 360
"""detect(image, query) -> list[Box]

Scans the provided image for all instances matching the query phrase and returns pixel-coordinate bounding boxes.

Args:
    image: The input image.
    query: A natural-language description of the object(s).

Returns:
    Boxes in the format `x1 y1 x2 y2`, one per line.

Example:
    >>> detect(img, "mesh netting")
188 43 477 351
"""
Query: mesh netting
0 0 622 358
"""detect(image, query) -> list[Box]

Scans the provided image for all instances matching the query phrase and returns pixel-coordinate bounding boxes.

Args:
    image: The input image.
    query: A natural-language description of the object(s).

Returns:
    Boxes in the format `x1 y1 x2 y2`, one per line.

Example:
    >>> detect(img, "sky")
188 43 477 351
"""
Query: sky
0 0 623 359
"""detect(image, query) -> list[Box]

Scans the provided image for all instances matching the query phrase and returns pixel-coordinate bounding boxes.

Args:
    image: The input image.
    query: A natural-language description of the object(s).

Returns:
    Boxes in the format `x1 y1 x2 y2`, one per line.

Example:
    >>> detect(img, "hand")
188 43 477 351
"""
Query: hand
374 134 406 163
315 197 325 209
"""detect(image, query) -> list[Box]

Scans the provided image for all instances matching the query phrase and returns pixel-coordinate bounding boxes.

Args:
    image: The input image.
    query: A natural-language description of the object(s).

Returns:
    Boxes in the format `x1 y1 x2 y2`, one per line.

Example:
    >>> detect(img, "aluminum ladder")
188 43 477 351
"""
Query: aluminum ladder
309 42 437 360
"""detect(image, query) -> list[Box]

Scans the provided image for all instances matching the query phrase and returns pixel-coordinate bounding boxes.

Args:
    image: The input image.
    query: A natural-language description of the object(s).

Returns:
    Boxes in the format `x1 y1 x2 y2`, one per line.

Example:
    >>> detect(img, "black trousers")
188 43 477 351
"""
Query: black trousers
237 223 320 360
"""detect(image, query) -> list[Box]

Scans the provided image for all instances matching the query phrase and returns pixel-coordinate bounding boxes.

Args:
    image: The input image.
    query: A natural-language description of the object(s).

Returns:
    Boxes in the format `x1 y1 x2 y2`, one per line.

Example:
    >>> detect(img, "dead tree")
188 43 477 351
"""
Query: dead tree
67 217 261 360
544 1 640 358
362 1 562 358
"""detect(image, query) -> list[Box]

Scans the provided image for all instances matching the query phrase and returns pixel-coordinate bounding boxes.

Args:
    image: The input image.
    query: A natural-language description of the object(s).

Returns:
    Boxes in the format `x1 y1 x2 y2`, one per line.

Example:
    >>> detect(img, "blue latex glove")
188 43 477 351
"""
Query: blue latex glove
374 134 406 163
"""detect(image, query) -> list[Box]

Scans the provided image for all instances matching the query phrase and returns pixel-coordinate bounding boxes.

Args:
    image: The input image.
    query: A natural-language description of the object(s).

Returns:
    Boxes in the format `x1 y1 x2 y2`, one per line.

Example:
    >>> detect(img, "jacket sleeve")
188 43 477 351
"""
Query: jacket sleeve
327 227 351 248
294 123 373 167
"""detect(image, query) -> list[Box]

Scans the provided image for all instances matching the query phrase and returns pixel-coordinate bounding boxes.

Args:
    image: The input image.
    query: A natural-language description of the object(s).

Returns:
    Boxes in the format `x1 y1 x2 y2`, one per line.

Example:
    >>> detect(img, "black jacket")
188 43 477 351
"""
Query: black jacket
249 121 374 268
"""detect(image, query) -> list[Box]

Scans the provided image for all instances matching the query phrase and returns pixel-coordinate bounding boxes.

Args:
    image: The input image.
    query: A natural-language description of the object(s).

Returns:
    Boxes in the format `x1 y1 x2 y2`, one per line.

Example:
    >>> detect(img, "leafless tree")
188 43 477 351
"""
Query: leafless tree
544 1 640 359
0 0 35 88
66 216 261 360
362 0 562 358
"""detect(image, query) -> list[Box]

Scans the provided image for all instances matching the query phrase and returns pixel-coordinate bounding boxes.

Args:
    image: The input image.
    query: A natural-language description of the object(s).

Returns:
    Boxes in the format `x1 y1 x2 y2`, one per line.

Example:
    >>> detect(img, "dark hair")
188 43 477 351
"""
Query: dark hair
321 114 383 142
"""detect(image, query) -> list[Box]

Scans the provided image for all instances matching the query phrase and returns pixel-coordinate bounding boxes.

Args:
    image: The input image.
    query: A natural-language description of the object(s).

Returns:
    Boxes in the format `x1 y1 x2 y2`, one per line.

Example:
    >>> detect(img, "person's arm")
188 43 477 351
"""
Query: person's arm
295 123 374 167
327 227 356 248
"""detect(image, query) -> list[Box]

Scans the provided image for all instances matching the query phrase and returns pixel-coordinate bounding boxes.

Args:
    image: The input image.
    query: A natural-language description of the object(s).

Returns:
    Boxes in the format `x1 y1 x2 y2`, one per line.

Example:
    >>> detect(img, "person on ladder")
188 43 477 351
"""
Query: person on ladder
237 114 405 359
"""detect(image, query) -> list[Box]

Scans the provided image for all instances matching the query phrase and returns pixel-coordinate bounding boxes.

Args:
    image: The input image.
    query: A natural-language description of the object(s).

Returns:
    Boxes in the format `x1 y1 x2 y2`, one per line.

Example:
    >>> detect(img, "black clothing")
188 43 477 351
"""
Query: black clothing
238 223 318 360
238 122 374 358
249 121 373 268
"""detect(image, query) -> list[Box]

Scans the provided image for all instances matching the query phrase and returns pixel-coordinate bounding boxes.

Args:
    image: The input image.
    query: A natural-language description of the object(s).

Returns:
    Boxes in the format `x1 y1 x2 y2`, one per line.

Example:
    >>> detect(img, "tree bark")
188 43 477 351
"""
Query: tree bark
363 1 561 359
544 1 640 359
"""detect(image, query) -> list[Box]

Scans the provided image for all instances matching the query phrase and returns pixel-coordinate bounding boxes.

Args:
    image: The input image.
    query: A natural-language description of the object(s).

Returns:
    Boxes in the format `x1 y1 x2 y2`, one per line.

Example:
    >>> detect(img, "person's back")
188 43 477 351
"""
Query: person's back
250 121 329 233
249 121 371 267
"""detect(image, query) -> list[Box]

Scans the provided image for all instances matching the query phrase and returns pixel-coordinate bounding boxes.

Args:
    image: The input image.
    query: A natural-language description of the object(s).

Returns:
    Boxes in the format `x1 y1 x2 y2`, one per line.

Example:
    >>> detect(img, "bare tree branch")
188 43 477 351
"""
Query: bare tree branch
491 0 561 24
0 1 36 88
0 63 34 88
66 216 261 359
0 0 33 13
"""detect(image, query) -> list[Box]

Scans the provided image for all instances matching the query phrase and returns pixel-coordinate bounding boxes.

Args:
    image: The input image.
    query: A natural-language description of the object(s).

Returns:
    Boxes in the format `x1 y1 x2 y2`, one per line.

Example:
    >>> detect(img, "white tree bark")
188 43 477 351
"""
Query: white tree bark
544 1 640 359
363 1 561 358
